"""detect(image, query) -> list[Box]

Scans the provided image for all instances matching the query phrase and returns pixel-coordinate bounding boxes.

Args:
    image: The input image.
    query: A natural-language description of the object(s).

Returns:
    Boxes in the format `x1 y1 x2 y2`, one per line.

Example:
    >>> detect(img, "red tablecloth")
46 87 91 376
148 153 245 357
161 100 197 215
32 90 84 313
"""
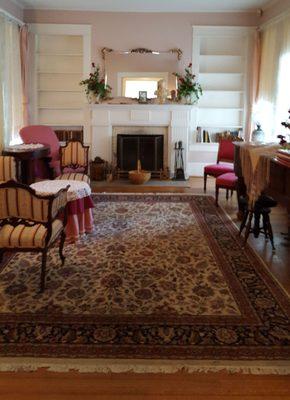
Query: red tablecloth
30 180 94 242
66 195 94 241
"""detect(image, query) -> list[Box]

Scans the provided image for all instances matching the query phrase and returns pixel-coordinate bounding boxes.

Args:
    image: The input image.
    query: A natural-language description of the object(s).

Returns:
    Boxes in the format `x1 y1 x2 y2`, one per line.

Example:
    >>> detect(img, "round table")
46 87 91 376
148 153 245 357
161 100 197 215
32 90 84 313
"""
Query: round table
30 180 94 242
2 144 51 184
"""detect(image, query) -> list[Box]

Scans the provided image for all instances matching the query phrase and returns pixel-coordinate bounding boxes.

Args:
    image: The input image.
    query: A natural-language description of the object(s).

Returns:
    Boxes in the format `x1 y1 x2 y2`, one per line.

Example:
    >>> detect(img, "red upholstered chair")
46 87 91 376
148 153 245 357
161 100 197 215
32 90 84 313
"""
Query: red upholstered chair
20 125 61 178
20 126 90 184
204 139 235 192
215 172 238 206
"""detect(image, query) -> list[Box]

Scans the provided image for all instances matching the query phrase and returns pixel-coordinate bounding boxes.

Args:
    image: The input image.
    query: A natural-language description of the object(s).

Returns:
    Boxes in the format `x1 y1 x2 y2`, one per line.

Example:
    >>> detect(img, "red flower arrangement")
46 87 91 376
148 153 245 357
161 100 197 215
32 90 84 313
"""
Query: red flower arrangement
173 63 202 103
80 63 111 100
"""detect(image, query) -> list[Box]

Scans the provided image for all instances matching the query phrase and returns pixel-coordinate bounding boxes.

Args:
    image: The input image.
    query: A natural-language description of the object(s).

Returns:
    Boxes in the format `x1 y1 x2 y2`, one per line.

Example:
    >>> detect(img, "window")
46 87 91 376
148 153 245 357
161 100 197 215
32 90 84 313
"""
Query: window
255 14 290 141
118 72 168 98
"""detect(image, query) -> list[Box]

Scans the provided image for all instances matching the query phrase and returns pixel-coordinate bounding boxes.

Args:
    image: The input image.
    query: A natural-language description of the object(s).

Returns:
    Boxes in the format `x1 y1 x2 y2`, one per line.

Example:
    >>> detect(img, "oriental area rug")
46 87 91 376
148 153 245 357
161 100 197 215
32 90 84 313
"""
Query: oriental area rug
0 194 290 367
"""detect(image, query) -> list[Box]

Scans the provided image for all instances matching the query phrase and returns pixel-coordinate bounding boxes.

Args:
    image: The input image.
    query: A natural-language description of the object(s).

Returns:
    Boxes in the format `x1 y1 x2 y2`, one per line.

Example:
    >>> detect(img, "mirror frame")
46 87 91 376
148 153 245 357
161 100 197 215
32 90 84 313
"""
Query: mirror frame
101 47 183 61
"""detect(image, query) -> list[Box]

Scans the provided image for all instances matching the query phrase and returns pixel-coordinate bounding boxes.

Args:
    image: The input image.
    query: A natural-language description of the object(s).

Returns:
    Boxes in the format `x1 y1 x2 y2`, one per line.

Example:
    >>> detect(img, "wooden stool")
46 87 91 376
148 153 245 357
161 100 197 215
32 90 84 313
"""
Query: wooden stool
239 196 277 250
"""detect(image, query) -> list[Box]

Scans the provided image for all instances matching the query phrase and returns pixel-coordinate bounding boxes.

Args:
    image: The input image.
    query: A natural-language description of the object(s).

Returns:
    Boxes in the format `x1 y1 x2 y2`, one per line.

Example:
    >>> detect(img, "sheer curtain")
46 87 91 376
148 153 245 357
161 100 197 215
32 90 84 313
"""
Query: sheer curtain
0 14 23 150
255 13 290 141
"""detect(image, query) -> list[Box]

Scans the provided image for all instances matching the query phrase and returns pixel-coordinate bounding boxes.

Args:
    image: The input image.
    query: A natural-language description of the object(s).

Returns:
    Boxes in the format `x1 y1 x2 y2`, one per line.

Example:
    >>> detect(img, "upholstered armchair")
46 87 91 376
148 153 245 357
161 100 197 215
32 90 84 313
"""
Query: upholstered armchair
0 180 69 292
0 156 17 183
56 139 90 184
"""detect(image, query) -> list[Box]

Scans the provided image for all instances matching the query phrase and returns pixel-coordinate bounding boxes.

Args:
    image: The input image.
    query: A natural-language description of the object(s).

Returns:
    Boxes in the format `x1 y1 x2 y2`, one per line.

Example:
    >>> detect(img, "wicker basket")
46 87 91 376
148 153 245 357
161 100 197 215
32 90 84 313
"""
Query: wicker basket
129 160 151 185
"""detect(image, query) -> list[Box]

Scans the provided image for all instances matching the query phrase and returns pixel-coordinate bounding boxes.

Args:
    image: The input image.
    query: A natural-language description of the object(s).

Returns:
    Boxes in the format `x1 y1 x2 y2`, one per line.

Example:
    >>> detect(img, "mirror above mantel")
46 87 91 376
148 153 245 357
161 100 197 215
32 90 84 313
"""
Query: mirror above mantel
102 47 182 99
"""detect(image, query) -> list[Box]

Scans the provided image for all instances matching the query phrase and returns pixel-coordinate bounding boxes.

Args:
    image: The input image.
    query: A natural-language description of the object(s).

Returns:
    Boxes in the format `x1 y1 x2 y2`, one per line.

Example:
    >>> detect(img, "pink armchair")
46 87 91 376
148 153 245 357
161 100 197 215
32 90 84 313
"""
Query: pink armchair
20 125 61 178
20 126 90 184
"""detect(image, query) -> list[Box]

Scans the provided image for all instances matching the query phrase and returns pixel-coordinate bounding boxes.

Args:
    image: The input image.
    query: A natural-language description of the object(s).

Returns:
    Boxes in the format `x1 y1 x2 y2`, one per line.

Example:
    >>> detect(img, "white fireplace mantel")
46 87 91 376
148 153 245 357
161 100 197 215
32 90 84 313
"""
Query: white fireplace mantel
89 103 196 177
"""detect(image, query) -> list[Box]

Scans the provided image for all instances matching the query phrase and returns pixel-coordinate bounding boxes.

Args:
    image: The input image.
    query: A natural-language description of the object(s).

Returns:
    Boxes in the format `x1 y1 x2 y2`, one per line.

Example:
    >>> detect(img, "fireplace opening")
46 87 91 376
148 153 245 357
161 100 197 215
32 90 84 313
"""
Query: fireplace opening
117 134 164 174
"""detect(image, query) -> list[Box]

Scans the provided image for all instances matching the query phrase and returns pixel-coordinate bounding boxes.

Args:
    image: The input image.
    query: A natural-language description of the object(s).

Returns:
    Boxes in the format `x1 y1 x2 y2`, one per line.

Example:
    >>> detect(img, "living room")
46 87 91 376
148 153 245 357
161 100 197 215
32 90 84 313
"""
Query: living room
0 0 290 398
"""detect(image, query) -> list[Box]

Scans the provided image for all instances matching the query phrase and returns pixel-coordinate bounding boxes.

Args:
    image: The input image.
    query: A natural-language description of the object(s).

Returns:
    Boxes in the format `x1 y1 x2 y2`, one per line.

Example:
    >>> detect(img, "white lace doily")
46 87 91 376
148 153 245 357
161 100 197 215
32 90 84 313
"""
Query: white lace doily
30 180 91 202
7 143 45 151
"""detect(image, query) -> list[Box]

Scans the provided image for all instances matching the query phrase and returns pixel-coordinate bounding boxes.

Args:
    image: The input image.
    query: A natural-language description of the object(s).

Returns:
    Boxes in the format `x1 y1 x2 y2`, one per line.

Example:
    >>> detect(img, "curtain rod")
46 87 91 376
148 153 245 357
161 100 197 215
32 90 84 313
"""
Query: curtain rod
0 8 25 26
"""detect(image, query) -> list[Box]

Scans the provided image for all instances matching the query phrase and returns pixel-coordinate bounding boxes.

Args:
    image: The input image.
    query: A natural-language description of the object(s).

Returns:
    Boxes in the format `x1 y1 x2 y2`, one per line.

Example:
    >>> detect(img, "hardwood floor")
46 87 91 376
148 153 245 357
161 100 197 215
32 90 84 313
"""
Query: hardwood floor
0 177 289 399
0 370 290 399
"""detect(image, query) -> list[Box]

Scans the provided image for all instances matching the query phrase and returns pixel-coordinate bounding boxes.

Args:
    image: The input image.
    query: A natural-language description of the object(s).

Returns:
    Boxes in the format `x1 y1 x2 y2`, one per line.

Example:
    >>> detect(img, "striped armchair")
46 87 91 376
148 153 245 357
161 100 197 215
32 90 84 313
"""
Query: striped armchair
56 140 90 184
0 156 17 183
0 180 69 292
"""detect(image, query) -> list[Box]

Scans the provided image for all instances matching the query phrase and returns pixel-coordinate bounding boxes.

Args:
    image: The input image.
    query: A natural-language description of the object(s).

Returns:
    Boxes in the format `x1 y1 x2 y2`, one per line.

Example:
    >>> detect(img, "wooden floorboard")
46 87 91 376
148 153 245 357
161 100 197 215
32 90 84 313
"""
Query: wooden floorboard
0 371 290 399
1 177 289 398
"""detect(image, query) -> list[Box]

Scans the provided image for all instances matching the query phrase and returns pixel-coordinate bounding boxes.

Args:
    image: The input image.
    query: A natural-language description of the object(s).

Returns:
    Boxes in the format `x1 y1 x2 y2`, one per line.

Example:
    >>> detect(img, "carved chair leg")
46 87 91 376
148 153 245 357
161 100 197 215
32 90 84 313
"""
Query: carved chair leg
215 186 219 207
204 173 207 192
40 249 48 293
226 189 229 200
59 231 66 265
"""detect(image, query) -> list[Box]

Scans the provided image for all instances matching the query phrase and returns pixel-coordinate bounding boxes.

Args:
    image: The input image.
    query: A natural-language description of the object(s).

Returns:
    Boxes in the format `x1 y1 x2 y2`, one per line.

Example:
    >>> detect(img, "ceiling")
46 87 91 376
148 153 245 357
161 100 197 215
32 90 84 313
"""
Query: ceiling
16 0 274 13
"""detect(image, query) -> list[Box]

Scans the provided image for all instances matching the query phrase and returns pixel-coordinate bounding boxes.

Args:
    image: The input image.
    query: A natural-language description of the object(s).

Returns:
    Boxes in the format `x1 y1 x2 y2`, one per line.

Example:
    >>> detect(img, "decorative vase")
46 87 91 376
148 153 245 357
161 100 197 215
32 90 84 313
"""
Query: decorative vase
183 93 198 105
252 124 265 143
155 79 169 104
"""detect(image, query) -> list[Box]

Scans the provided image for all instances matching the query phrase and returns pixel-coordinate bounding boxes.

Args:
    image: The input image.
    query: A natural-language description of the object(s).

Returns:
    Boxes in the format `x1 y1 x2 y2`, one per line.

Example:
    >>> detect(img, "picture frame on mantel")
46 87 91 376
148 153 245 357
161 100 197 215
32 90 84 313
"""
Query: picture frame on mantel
138 91 147 104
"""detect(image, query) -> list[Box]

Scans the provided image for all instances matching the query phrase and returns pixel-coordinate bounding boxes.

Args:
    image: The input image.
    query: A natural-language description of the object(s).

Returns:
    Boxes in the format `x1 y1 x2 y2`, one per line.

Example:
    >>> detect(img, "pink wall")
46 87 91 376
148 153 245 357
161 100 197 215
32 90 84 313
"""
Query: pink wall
24 10 258 71
0 0 23 21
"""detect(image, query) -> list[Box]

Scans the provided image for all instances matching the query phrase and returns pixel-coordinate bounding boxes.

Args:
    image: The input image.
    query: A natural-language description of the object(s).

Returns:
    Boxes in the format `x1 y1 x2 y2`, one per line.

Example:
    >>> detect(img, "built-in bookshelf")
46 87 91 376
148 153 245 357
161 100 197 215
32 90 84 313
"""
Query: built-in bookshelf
34 32 85 126
188 26 254 175
191 26 253 144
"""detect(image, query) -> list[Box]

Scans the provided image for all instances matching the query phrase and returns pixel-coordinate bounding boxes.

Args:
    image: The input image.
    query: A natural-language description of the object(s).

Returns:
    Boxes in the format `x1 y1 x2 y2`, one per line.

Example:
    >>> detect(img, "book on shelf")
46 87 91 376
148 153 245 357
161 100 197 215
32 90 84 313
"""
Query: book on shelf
203 130 210 143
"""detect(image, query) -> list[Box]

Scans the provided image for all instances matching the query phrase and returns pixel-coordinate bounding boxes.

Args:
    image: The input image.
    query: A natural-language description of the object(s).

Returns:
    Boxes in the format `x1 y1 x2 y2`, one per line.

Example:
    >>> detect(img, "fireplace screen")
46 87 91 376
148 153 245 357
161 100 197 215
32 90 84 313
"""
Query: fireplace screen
117 134 164 172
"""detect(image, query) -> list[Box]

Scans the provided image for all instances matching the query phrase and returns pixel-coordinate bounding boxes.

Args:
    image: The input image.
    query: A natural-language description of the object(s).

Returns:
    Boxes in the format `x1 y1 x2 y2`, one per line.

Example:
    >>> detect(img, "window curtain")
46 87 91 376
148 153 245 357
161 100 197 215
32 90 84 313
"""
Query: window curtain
255 13 290 141
20 25 29 126
245 30 261 141
0 14 23 150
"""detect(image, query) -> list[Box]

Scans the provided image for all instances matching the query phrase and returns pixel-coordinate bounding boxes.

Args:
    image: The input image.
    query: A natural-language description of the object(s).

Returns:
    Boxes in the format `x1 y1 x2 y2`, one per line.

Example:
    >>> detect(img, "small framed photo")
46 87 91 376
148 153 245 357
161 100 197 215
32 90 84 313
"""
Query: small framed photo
138 91 147 103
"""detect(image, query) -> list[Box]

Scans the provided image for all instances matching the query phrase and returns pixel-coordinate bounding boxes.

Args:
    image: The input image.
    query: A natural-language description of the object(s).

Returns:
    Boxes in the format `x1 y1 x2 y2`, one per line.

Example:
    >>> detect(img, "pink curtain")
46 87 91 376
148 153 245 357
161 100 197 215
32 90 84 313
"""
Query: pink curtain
20 25 29 126
245 29 262 142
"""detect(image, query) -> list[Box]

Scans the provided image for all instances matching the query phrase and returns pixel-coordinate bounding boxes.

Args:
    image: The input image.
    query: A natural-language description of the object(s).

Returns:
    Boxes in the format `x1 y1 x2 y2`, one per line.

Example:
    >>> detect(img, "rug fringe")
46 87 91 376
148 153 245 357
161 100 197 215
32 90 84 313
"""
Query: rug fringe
0 358 290 375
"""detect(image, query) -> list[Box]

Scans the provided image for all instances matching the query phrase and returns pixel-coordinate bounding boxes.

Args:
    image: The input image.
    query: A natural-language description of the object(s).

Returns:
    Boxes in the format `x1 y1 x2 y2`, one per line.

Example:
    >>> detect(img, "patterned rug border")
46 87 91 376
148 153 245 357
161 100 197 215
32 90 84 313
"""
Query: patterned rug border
0 357 290 375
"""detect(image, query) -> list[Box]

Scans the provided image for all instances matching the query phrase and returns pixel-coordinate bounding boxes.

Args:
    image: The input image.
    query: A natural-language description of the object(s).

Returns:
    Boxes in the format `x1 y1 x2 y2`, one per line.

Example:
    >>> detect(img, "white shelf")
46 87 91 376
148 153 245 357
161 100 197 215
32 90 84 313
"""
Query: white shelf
199 72 244 76
198 107 243 111
200 55 243 58
203 90 244 93
37 53 83 56
37 71 82 75
189 143 219 151
198 125 243 129
38 89 82 93
38 106 83 110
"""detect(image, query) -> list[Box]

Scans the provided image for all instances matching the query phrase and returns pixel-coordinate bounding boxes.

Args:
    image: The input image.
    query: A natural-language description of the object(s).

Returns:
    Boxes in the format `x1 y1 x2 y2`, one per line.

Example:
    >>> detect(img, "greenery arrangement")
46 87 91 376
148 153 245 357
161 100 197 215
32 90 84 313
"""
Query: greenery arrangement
80 63 111 101
173 63 203 104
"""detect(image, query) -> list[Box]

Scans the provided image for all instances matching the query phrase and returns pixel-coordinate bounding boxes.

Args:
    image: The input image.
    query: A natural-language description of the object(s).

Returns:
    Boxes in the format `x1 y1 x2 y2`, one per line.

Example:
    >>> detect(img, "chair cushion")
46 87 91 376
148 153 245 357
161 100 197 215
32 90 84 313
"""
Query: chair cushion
216 172 238 189
0 219 63 249
62 166 86 174
56 173 90 185
204 163 234 176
